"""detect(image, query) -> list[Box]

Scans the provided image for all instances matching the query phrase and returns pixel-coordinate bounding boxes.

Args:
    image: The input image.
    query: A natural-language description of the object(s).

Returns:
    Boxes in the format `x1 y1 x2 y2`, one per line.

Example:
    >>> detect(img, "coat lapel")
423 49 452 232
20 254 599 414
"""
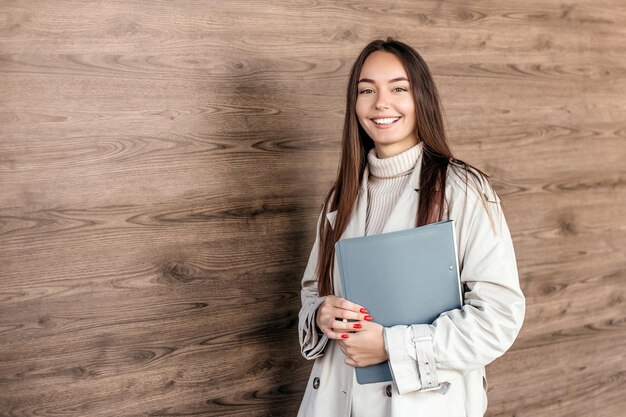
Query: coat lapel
325 165 369 239
325 167 369 297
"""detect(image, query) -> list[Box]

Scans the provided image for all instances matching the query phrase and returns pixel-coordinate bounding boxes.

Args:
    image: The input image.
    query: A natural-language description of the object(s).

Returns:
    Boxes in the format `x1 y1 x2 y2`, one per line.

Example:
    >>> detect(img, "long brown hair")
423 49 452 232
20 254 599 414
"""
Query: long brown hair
316 38 486 296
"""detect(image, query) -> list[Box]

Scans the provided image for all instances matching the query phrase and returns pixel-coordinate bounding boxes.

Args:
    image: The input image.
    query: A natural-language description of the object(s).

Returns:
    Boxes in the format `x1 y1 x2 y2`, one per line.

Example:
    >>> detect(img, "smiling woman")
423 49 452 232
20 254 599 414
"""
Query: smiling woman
296 38 525 417
355 52 418 158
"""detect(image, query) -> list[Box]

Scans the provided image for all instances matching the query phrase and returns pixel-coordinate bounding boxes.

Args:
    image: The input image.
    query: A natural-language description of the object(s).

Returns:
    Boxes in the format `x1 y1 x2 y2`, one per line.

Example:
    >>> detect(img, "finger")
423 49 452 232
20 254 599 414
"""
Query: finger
334 297 368 314
357 319 383 331
322 303 367 320
329 315 368 329
321 310 364 325
324 329 352 340
335 310 372 321
337 340 354 358
344 357 360 367
332 319 365 332
327 316 348 329
331 326 352 334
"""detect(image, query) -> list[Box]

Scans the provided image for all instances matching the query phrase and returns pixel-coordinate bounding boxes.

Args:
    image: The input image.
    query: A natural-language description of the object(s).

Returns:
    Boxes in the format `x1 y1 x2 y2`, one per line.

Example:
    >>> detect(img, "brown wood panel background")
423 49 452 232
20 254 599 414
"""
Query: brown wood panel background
1 1 625 416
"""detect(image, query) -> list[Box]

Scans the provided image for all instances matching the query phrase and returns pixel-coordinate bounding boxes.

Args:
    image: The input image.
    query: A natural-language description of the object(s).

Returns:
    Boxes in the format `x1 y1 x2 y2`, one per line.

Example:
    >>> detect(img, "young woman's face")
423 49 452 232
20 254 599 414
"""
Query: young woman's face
355 51 418 158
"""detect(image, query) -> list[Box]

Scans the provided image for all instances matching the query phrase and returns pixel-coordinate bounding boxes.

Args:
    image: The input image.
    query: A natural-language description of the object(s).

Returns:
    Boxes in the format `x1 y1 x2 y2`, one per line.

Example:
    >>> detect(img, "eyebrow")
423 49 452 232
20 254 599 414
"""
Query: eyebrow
358 77 409 84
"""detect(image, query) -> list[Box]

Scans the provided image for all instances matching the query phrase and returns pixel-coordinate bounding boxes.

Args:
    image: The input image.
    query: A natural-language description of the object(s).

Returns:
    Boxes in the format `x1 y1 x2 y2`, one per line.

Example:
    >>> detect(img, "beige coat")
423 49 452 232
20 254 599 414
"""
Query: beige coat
297 149 525 417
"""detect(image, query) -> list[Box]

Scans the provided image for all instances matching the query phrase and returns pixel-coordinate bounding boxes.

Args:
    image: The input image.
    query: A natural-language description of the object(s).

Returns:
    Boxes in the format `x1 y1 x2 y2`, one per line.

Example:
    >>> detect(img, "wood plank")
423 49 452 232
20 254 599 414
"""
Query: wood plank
1 0 625 415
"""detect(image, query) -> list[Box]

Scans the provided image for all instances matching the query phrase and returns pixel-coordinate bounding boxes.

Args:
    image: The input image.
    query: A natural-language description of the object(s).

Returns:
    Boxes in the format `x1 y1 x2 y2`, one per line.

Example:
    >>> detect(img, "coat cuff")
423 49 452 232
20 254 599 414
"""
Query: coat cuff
299 296 329 359
410 324 440 390
384 325 421 394
385 324 443 395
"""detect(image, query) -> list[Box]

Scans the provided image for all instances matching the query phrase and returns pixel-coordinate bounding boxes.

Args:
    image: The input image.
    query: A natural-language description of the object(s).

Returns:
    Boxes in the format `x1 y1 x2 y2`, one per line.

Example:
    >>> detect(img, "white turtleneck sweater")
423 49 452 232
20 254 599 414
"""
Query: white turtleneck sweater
365 143 421 236
351 143 421 417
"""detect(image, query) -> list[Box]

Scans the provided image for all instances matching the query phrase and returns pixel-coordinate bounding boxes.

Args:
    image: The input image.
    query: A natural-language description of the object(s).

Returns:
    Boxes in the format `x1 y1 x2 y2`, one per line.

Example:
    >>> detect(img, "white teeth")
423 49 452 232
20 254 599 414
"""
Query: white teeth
373 117 400 125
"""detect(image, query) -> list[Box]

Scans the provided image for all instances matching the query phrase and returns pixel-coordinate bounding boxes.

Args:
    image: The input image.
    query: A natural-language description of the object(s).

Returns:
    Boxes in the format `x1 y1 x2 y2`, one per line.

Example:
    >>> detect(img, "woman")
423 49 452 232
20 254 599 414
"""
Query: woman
297 38 525 417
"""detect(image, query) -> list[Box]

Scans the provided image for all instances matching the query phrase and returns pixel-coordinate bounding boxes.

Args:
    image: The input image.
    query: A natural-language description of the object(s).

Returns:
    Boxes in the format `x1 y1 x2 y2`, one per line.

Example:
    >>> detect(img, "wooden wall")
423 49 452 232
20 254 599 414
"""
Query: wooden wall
1 1 624 416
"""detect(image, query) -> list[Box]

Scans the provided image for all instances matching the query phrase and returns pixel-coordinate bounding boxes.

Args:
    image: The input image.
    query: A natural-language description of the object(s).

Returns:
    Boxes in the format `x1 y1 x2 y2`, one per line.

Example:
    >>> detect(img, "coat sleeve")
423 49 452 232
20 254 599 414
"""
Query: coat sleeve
298 208 330 359
384 175 525 395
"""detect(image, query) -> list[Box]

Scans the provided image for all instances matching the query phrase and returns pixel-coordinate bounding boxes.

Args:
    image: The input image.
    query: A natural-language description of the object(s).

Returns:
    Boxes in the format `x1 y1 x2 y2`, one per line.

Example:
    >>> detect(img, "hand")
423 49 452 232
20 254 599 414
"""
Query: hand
315 295 370 340
338 320 389 367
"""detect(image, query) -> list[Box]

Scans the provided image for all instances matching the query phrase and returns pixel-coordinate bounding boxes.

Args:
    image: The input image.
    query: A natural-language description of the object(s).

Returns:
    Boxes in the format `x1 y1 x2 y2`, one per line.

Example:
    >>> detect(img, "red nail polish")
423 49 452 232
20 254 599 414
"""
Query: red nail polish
360 308 369 314
353 323 362 329
341 334 349 339
364 315 373 321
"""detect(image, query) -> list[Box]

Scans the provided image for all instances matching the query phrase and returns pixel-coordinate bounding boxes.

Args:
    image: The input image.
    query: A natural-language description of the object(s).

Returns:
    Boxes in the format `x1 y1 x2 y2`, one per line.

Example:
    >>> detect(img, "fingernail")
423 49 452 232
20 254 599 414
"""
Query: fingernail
341 334 349 339
364 315 373 321
353 323 362 329
360 308 369 313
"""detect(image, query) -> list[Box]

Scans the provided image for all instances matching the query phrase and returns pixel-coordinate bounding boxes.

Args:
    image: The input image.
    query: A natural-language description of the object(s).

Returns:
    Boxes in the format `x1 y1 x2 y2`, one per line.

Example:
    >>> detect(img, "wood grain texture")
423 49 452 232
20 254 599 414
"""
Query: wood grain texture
1 0 625 416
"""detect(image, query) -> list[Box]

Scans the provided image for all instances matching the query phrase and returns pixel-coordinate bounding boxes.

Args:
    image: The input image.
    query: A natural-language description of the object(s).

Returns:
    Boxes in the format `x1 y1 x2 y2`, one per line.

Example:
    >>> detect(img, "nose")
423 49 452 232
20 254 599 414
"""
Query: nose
375 90 390 110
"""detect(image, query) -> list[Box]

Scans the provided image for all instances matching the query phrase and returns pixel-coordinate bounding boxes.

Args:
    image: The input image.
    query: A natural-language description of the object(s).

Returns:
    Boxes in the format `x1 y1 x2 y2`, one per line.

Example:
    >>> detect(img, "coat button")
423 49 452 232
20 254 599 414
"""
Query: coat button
313 377 320 389
385 384 392 397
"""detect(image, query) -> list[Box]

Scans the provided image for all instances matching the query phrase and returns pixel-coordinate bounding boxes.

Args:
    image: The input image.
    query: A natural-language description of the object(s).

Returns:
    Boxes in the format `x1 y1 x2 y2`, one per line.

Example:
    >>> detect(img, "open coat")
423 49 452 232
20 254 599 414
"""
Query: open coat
297 146 525 417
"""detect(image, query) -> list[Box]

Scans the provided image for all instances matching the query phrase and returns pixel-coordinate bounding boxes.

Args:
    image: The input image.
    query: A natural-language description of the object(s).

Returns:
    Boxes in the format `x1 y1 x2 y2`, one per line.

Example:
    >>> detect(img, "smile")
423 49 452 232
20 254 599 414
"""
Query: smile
371 117 401 125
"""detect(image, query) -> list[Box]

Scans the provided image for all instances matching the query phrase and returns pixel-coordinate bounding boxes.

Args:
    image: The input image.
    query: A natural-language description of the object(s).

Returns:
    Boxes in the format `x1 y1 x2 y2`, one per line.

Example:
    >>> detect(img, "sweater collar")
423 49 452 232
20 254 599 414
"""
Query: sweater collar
367 143 422 179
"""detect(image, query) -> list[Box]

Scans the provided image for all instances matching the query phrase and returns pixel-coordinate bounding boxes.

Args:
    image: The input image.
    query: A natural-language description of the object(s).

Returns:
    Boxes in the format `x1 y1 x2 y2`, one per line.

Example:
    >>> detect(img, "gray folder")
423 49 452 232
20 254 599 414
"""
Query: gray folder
335 220 462 384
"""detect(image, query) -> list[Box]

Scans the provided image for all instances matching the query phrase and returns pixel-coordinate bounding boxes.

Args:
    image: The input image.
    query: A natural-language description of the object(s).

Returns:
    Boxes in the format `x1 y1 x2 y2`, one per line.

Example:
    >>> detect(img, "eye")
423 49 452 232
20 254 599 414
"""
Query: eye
358 88 374 94
393 87 408 92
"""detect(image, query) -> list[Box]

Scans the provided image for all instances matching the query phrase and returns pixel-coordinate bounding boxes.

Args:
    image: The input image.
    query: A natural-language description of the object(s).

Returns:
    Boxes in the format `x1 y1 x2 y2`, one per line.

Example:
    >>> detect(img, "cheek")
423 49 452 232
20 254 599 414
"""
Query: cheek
404 114 417 131
355 101 370 124
399 98 416 115
355 99 366 117
400 103 416 124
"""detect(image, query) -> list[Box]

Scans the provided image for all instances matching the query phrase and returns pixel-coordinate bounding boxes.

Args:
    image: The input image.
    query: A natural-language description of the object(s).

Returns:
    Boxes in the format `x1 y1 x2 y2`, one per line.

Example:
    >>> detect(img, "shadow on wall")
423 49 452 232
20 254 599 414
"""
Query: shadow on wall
202 58 316 414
